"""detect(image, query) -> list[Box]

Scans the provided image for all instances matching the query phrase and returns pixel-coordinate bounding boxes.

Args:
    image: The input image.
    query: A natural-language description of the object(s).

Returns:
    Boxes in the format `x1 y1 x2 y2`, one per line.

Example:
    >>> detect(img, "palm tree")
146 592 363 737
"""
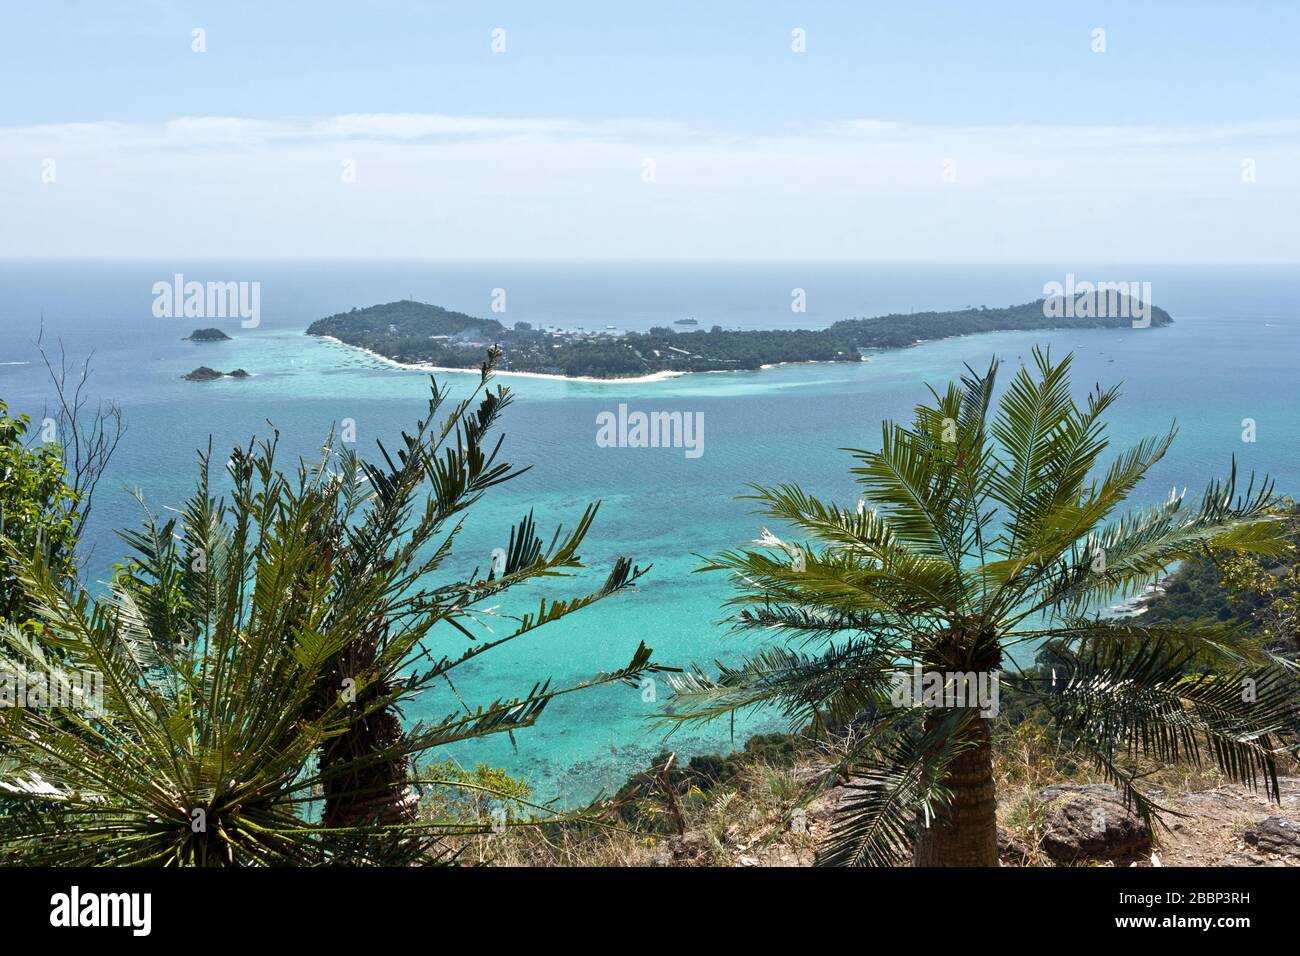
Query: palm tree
665 349 1297 866
0 354 664 865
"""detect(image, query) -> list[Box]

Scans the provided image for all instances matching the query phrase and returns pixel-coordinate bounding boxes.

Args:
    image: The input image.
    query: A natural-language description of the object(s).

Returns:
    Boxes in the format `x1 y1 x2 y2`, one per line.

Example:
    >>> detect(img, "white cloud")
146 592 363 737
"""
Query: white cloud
312 113 586 141
2 113 1297 260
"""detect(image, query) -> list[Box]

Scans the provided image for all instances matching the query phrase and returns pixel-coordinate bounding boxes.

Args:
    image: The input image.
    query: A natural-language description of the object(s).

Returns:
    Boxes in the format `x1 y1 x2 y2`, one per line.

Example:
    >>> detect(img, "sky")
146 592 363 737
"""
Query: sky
2 0 1298 260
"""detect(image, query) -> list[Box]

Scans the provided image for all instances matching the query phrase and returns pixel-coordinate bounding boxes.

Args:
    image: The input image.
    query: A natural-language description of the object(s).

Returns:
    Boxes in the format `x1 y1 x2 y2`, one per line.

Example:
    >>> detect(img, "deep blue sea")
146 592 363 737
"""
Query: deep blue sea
1 260 1297 802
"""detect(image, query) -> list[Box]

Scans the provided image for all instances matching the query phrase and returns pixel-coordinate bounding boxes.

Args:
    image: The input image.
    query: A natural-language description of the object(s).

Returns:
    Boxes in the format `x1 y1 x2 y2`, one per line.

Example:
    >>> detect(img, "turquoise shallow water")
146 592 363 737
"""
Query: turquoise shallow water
1 261 1297 801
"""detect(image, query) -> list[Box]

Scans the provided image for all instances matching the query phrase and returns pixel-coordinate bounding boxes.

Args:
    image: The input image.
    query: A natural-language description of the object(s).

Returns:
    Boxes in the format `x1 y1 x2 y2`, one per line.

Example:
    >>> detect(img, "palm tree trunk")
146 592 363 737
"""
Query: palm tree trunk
319 687 416 829
319 635 417 830
912 714 998 867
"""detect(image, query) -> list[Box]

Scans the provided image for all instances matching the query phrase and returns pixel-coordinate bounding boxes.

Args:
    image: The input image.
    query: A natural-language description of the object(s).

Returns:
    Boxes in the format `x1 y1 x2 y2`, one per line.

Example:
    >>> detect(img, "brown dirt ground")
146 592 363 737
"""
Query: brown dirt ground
720 775 1300 867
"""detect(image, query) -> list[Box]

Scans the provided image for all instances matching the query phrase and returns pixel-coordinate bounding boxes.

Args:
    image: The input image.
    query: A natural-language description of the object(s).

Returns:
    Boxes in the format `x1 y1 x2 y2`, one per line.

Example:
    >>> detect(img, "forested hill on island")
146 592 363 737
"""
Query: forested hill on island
306 295 1172 379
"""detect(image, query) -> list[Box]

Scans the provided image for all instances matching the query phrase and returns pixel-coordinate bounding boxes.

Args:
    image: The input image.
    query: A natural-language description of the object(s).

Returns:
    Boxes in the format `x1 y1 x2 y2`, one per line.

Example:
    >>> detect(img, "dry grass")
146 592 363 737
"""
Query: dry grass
428 725 1298 867
435 756 822 866
992 722 1076 865
989 720 1300 865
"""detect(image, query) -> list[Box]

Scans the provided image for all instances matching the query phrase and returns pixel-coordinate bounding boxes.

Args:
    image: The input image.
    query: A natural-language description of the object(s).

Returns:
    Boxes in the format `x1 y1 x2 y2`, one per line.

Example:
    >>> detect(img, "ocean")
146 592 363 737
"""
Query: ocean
1 259 1297 801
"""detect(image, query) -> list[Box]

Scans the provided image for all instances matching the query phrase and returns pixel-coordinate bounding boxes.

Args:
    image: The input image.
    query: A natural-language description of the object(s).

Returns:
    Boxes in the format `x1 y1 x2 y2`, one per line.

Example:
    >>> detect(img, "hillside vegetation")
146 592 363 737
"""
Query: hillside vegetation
307 296 1173 378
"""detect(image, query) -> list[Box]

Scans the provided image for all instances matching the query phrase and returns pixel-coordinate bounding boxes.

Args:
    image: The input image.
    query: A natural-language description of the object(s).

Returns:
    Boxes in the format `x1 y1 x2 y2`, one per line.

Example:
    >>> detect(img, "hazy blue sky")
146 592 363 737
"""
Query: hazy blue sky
3 1 1298 260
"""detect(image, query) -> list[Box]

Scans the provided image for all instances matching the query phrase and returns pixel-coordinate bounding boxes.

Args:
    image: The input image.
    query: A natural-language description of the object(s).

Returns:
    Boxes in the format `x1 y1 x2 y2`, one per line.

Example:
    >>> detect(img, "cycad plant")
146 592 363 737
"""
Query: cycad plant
666 349 1298 866
0 355 661 865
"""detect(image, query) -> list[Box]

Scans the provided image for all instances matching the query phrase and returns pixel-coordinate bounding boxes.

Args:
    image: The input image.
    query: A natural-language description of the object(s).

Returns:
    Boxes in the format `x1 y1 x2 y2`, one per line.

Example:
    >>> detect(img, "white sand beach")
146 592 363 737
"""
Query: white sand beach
315 335 689 384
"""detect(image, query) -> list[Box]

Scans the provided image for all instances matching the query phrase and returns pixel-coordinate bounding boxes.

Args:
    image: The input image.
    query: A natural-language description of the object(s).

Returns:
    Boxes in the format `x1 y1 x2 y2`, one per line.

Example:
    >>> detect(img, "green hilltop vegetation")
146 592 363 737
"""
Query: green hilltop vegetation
306 296 1173 379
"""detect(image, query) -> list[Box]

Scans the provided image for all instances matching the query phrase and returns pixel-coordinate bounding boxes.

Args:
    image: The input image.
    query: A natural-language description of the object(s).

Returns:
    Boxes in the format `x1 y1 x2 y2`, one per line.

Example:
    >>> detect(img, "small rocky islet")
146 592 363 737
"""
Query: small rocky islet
182 366 250 381
184 327 233 342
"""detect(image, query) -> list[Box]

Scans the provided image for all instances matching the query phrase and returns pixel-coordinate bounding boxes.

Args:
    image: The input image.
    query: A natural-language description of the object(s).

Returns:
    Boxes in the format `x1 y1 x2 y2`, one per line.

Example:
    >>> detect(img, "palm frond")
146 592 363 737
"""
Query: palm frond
818 709 977 866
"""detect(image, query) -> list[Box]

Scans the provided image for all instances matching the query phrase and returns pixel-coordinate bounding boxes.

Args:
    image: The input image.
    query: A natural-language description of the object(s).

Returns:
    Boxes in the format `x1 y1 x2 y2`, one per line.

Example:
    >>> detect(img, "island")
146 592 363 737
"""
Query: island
306 295 1172 380
185 328 233 342
183 367 249 381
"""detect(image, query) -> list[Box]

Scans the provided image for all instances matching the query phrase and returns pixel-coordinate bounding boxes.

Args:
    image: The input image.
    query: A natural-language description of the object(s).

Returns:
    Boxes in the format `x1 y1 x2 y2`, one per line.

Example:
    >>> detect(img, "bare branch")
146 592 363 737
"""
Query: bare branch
33 322 126 542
